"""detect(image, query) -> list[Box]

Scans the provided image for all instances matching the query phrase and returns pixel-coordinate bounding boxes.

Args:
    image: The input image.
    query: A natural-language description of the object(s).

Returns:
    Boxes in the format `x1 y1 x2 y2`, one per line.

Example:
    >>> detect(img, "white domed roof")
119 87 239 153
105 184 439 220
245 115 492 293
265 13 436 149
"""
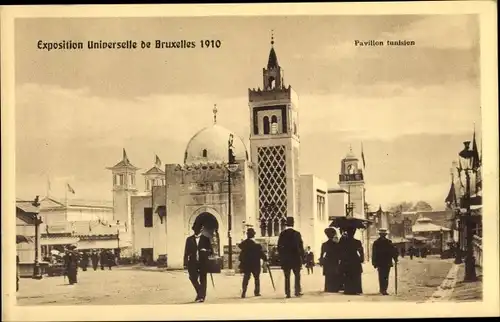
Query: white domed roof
344 148 357 160
184 124 248 164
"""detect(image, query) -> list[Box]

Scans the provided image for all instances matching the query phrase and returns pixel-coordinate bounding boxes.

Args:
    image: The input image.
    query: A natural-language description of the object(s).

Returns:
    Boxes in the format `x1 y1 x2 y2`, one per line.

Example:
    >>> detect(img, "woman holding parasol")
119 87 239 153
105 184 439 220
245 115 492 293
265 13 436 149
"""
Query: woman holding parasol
330 217 370 295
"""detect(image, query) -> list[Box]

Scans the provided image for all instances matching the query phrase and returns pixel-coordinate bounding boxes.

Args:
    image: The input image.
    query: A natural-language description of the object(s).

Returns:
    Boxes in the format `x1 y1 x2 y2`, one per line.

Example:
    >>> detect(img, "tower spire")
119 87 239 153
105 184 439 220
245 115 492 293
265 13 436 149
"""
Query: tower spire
271 29 274 46
213 104 218 124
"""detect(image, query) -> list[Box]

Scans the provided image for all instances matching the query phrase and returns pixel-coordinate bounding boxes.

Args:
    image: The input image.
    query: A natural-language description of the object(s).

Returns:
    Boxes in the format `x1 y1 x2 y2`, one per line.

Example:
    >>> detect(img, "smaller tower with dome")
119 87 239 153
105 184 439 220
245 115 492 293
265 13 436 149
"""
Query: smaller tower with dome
338 145 365 220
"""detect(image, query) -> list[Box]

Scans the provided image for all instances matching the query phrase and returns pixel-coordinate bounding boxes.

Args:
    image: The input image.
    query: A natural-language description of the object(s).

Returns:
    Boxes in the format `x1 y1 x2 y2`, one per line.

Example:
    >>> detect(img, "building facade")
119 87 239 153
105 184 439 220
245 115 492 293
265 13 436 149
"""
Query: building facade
122 39 332 270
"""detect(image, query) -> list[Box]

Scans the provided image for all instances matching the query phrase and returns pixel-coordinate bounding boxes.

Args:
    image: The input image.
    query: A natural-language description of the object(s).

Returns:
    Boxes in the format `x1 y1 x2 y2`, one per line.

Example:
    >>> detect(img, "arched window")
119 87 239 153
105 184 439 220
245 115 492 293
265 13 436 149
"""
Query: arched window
202 149 208 158
271 115 278 124
268 77 275 89
263 116 270 134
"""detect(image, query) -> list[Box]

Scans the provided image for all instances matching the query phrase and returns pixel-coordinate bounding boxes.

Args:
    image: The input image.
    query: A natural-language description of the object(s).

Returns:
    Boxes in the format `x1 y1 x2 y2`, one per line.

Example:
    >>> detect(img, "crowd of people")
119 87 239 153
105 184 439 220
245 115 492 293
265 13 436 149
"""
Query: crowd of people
61 247 118 285
183 216 399 303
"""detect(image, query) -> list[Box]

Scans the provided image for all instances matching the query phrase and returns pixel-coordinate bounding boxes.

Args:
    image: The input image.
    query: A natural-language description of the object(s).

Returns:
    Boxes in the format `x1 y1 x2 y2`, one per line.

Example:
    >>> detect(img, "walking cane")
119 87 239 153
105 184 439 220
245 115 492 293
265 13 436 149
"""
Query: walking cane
210 272 215 289
267 263 276 291
394 261 398 295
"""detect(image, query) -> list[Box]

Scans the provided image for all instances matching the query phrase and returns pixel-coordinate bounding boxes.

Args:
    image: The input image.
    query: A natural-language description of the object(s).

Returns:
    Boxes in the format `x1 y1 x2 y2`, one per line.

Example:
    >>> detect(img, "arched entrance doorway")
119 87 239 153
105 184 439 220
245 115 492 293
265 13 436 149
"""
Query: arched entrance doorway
193 212 221 258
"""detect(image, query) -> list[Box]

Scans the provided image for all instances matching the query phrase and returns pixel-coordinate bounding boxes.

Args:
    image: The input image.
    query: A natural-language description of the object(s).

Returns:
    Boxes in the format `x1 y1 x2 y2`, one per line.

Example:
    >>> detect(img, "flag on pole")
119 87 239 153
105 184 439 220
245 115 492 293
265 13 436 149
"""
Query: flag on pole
456 160 465 188
445 181 458 208
67 183 75 194
155 155 162 168
361 142 366 169
471 126 480 171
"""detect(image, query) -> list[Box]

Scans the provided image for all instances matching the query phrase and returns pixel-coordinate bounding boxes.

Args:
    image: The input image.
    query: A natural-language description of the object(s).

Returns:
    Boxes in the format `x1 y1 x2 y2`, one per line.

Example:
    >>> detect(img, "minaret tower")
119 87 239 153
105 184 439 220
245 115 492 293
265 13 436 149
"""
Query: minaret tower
249 32 300 239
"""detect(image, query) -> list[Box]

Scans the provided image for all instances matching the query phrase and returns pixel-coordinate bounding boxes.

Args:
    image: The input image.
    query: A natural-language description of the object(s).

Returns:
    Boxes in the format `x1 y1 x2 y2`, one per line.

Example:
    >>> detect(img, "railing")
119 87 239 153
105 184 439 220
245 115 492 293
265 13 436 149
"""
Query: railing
339 173 364 182
472 234 482 268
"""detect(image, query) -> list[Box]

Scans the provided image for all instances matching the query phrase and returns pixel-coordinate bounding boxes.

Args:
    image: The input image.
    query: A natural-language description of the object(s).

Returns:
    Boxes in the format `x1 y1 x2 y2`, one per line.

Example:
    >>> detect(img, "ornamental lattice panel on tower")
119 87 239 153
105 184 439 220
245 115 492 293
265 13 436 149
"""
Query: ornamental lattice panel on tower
257 145 287 236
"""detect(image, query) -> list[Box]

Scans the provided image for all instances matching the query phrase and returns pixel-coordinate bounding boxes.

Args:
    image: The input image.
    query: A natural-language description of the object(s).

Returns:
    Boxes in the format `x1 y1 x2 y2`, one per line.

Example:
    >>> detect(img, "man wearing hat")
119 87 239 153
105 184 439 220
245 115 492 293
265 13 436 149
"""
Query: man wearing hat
63 245 79 285
183 223 213 303
238 227 268 298
371 228 398 295
277 216 305 298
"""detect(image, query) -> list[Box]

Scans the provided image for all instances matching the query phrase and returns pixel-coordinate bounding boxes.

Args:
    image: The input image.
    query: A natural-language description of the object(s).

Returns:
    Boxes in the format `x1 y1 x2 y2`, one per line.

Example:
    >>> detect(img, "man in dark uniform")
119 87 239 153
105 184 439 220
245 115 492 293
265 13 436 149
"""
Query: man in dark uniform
304 246 315 275
107 251 114 270
238 227 268 298
81 251 89 271
372 228 398 295
63 245 79 285
91 250 99 271
100 249 107 270
184 223 213 303
408 245 415 260
277 217 305 298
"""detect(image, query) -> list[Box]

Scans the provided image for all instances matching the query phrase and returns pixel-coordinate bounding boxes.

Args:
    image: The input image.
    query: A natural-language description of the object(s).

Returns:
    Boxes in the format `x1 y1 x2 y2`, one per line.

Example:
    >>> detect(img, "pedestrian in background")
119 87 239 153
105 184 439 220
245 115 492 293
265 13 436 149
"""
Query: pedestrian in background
277 216 305 298
81 251 89 271
372 228 398 295
238 227 268 298
91 250 99 271
304 246 315 275
63 245 79 285
100 249 107 270
319 227 342 293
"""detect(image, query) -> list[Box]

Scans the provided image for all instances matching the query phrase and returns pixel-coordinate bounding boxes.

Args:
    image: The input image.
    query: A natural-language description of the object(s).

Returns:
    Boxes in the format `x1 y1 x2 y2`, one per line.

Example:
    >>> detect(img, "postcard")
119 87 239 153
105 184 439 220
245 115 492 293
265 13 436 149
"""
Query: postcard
1 2 498 321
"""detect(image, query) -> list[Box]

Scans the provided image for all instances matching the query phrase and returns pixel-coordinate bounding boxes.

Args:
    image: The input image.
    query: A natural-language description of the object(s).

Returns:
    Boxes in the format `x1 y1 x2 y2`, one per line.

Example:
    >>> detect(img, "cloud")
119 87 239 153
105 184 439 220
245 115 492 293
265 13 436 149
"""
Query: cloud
299 81 481 141
380 15 479 50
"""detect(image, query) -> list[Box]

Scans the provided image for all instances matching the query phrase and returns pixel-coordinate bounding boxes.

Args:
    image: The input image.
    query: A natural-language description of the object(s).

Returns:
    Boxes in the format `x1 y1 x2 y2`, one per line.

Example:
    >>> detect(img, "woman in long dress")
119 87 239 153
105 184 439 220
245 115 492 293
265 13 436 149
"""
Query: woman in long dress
319 228 342 293
339 227 364 295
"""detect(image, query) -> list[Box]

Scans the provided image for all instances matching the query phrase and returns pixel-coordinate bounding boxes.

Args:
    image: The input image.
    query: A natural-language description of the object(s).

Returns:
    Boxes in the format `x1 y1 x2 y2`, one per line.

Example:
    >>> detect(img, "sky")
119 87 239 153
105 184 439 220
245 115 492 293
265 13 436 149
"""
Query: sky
14 15 481 210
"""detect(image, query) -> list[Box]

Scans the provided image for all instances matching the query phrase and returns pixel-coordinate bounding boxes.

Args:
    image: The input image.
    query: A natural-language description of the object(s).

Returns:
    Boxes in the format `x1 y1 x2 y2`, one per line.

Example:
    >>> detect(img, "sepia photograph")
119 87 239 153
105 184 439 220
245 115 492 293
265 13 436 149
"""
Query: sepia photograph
2 2 498 321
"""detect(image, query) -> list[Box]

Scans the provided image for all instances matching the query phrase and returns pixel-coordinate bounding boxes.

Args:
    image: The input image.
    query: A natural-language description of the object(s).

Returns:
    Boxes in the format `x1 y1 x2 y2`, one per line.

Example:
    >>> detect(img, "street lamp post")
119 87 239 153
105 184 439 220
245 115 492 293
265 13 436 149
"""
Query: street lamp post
454 208 463 264
439 228 444 259
32 196 43 280
227 134 239 271
458 141 477 282
364 203 370 260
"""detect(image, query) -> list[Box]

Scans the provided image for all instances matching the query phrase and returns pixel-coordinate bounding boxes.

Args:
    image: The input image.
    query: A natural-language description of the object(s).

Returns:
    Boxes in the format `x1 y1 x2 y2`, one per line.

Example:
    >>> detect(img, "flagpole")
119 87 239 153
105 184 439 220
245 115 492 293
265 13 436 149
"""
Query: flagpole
65 182 68 219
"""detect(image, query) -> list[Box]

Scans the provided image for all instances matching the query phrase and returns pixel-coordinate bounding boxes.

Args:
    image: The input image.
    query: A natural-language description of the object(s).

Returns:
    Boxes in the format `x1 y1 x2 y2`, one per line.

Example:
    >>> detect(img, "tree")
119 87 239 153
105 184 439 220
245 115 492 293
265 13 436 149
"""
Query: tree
412 200 433 212
388 201 414 215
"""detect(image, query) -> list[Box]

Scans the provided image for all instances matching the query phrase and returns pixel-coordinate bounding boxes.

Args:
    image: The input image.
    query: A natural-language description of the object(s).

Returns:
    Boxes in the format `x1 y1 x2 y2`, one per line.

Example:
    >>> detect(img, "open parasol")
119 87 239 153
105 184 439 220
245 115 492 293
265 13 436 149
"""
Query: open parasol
16 235 33 244
329 216 372 230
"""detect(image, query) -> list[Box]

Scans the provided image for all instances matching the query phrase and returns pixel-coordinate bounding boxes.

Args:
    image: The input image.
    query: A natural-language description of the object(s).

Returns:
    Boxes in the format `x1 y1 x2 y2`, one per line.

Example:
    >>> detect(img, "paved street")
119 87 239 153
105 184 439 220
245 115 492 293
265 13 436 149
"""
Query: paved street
17 256 456 305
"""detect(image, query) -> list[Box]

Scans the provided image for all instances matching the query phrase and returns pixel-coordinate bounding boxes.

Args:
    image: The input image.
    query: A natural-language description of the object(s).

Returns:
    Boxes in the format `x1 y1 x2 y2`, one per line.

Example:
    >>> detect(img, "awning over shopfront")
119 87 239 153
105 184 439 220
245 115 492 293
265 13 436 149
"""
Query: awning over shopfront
77 239 118 250
41 237 80 246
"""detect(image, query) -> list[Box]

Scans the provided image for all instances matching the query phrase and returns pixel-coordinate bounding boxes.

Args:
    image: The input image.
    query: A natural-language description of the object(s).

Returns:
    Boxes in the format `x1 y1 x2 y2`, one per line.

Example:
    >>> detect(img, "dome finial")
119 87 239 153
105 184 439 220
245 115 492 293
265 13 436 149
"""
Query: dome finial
349 144 353 153
212 104 218 124
271 29 274 46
